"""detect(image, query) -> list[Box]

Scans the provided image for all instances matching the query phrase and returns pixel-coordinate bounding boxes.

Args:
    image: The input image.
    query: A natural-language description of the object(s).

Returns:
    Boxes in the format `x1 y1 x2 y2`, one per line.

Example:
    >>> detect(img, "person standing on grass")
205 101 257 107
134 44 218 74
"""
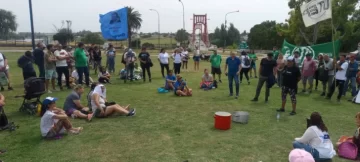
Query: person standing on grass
106 45 116 74
33 42 45 78
181 47 189 71
17 51 36 80
138 47 152 82
54 44 71 90
44 44 58 93
293 51 301 68
40 97 83 139
0 52 13 91
193 47 200 71
314 55 324 91
277 56 301 116
224 52 242 99
172 48 183 74
158 48 170 78
240 51 251 85
210 50 222 83
320 54 334 96
124 49 137 82
276 53 285 87
74 42 90 87
63 85 93 121
93 46 102 74
248 50 258 78
326 54 348 102
251 53 277 103
343 54 358 97
301 54 316 94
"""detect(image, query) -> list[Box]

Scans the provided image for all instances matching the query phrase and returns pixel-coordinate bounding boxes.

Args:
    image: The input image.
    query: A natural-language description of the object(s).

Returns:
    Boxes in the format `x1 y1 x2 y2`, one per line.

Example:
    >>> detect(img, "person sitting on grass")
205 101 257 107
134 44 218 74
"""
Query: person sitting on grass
63 85 93 121
40 97 83 139
165 70 176 90
337 112 360 149
200 68 214 89
174 74 192 96
292 112 336 161
87 82 98 108
91 84 136 118
98 66 111 84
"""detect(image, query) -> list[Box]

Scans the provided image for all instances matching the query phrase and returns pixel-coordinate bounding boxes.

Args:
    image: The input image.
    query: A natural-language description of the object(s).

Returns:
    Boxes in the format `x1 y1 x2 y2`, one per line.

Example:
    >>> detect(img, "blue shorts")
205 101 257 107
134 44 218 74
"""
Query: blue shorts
193 56 200 62
251 64 256 69
45 69 57 79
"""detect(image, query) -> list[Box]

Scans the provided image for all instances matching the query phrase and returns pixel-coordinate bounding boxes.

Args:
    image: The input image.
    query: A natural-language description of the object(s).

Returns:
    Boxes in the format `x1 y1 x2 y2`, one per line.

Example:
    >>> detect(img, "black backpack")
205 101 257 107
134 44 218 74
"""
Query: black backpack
244 56 251 66
0 107 17 132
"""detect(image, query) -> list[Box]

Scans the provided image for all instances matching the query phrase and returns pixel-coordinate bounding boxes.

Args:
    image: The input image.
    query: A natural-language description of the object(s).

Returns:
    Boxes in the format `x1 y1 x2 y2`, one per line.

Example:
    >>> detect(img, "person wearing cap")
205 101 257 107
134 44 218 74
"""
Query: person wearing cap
174 74 192 96
124 48 137 82
74 42 90 86
17 51 37 80
320 54 334 96
314 54 324 91
40 97 83 138
251 52 277 102
106 44 116 74
301 54 316 94
63 85 93 121
224 52 242 99
326 54 349 102
277 56 301 115
54 44 71 90
289 149 315 162
33 42 46 78
138 47 152 82
293 112 336 161
343 54 358 97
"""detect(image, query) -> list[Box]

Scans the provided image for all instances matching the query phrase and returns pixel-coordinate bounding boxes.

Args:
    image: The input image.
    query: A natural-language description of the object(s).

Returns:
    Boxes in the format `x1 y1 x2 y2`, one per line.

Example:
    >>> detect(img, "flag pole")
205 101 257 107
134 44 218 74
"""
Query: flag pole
330 6 337 89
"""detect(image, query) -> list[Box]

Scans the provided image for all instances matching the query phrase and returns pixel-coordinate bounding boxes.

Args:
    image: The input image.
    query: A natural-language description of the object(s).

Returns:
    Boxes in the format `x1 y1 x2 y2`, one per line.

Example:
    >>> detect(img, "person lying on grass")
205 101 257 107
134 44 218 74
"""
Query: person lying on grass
174 74 192 96
63 85 93 121
40 97 83 139
292 112 335 161
91 84 135 118
200 68 214 89
164 70 176 90
98 66 111 84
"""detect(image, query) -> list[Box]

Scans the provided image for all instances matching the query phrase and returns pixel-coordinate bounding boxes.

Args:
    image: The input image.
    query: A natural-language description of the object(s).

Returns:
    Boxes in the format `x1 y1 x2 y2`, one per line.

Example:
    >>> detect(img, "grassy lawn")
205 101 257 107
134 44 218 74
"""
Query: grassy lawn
0 52 357 162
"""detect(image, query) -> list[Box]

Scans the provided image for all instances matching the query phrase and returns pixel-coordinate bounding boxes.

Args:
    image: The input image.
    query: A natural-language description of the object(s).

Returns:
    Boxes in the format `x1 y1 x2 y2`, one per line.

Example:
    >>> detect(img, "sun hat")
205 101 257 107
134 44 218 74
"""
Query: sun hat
289 149 315 162
42 97 58 105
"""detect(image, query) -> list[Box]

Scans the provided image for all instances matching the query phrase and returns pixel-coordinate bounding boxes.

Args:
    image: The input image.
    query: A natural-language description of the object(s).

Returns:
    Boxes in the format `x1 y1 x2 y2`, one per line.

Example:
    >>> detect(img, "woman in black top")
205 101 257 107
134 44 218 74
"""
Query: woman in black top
138 47 152 82
93 46 102 74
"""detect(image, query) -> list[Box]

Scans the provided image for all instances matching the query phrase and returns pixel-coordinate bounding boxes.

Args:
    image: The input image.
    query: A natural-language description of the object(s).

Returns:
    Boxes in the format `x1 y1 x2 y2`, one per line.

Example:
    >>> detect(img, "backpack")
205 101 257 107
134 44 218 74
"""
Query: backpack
244 56 250 66
0 107 17 132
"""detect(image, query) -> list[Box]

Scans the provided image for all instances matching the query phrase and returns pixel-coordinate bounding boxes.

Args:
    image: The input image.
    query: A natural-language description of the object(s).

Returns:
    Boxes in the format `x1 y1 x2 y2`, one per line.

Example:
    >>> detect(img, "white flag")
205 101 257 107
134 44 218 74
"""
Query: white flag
300 0 332 27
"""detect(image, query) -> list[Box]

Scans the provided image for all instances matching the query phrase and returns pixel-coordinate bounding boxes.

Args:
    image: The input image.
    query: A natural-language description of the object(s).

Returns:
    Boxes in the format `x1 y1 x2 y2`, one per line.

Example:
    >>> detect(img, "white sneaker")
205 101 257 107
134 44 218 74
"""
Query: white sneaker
47 90 52 93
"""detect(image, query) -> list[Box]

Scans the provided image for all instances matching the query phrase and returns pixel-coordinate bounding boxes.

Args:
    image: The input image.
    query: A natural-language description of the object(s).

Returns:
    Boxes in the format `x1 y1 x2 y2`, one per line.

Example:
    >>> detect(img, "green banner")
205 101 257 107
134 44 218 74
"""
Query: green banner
281 40 341 64
239 41 249 50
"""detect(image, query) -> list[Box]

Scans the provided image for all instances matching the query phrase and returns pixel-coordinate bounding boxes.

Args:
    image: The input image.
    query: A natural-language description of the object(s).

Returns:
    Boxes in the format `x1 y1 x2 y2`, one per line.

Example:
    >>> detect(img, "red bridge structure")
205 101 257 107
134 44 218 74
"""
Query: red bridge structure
192 14 209 48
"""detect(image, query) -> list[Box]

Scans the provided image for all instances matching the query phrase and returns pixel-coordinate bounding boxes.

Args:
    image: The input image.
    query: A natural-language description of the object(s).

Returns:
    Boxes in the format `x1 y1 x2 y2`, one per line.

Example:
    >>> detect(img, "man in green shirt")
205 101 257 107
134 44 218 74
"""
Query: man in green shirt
248 51 258 78
74 42 90 86
273 46 279 60
209 50 222 83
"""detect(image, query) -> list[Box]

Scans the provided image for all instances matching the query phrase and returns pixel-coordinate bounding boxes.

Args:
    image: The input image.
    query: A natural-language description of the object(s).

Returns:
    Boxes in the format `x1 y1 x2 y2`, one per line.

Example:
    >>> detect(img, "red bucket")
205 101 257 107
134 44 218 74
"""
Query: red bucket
214 112 231 130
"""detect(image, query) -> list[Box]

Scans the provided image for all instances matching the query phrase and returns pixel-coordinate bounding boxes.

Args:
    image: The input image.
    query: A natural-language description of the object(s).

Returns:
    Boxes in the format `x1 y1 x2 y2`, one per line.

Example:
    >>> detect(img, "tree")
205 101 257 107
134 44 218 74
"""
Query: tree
0 9 17 38
209 23 241 48
227 23 241 46
81 33 105 45
127 6 142 48
53 28 74 45
248 21 284 49
175 29 189 43
74 30 92 37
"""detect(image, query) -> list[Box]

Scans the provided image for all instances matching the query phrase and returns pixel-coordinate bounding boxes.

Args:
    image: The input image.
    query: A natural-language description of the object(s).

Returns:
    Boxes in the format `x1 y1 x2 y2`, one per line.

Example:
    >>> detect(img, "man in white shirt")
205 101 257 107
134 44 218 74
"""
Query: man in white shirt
54 44 71 90
326 55 348 102
240 51 251 84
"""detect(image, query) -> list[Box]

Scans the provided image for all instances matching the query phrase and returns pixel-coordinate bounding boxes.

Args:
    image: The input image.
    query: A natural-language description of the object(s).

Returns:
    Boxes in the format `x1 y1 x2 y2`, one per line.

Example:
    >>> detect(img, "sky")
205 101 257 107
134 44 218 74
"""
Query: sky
2 0 291 34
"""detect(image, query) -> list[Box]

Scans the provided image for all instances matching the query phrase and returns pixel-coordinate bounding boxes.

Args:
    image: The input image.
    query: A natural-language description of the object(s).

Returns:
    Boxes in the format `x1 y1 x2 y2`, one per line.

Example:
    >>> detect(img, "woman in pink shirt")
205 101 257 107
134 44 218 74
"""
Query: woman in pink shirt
301 54 316 93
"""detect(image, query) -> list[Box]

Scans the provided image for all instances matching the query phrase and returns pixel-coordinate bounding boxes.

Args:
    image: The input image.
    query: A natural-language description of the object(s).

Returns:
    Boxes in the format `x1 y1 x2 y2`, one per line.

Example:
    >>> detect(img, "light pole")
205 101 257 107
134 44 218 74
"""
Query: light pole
178 0 185 46
28 0 36 50
150 9 160 49
223 10 239 53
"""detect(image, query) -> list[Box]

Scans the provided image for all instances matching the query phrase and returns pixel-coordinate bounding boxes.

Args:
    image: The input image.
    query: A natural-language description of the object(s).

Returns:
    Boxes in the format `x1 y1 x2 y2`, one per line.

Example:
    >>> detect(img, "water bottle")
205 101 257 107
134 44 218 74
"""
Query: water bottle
276 112 280 122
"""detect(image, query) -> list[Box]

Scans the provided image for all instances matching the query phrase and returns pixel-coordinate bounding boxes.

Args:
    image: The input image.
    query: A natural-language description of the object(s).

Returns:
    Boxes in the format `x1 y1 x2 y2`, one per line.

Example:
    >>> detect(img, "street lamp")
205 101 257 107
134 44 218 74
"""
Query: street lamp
28 0 36 50
223 10 239 53
178 0 185 46
150 9 160 49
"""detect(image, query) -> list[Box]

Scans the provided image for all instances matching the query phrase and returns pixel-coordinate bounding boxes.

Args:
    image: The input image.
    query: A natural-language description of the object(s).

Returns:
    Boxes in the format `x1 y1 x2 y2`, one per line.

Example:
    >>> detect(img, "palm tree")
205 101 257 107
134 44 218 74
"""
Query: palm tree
127 7 142 48
0 9 17 38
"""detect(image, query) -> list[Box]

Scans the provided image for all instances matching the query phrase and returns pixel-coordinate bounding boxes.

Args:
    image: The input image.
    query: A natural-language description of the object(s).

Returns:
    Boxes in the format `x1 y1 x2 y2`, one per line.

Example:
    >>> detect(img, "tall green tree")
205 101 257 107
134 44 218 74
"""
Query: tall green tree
81 33 105 45
53 28 74 45
127 6 142 48
248 21 284 49
209 23 241 48
175 29 189 43
0 9 17 39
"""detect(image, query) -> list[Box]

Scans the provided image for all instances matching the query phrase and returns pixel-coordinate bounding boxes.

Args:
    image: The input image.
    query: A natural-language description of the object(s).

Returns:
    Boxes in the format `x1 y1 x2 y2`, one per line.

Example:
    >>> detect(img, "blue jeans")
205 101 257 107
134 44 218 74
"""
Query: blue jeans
76 66 89 86
293 141 320 160
107 57 115 73
343 77 357 96
228 73 239 96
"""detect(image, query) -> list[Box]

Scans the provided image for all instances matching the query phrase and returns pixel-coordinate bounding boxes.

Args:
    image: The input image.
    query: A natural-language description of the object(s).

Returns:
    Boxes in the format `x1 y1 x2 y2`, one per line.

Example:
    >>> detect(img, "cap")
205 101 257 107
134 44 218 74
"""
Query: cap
42 97 58 105
289 149 315 162
287 56 294 61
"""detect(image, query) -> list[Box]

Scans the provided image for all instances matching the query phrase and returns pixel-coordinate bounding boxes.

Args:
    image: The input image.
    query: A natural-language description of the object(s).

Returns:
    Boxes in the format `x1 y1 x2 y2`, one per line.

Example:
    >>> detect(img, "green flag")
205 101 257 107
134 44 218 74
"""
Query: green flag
281 40 340 65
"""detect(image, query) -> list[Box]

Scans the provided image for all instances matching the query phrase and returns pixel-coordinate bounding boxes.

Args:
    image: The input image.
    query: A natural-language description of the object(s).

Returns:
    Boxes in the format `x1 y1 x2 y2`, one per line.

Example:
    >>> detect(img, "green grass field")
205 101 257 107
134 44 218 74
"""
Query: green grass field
0 52 356 162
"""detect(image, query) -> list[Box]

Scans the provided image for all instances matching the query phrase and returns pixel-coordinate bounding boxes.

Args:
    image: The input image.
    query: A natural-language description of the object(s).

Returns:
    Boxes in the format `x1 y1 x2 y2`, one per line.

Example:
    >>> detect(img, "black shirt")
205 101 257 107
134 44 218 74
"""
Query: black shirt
33 48 44 66
282 66 301 89
260 58 277 77
138 52 150 63
93 50 101 61
17 55 35 73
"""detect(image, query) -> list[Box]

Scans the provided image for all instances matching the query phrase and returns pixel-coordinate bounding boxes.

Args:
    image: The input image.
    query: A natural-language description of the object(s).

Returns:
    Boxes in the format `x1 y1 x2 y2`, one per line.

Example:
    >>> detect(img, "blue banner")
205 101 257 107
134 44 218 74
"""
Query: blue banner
99 7 128 40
